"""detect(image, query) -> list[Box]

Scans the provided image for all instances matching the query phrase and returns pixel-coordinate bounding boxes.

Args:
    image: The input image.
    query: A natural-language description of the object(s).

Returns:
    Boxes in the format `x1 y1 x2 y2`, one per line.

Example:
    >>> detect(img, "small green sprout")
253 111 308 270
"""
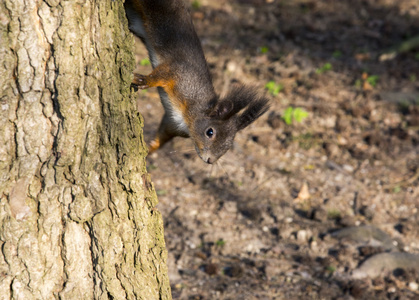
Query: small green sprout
332 50 342 58
215 239 225 247
140 58 151 66
265 81 283 96
393 186 401 193
326 265 336 274
282 107 309 125
147 164 157 171
327 209 341 220
192 0 201 9
259 46 269 54
156 189 167 196
316 62 332 74
293 108 309 123
282 107 293 125
366 75 379 87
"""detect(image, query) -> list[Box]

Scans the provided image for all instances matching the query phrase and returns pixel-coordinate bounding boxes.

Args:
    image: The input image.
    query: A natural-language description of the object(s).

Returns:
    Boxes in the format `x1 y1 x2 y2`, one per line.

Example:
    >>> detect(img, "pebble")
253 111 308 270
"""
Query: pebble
352 252 419 279
188 242 196 249
332 225 395 251
343 164 354 173
284 217 293 223
310 240 318 251
296 229 310 242
408 282 418 291
226 61 239 73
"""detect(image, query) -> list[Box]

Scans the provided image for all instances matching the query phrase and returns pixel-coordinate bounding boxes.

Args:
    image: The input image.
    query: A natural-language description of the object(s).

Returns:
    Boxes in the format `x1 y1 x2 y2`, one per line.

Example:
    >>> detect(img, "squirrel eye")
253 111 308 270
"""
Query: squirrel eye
205 128 214 138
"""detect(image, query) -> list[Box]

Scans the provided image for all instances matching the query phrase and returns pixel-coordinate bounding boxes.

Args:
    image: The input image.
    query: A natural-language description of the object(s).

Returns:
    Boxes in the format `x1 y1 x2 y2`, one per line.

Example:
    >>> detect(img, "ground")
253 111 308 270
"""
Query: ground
133 0 419 299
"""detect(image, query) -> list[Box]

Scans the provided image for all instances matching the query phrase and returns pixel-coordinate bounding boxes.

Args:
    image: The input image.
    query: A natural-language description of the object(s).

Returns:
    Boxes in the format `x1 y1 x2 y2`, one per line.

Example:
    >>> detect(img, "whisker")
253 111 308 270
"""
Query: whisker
250 175 274 196
216 160 230 178
209 164 215 177
219 151 236 169
196 164 210 178
218 155 229 166
169 147 195 154
221 150 235 162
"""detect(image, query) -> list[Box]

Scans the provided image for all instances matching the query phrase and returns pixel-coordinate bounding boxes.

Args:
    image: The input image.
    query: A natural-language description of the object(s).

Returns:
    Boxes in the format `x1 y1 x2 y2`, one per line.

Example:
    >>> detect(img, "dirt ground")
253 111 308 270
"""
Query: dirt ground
133 0 419 298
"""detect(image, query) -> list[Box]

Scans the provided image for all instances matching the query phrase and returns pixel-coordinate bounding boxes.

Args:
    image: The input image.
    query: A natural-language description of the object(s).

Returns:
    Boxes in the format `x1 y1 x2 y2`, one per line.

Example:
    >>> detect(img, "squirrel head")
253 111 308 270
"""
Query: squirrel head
191 85 269 164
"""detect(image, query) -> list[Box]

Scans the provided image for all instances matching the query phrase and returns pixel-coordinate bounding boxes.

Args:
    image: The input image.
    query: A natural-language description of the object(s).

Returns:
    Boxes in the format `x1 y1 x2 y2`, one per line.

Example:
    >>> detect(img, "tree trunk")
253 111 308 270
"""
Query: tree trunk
0 0 171 299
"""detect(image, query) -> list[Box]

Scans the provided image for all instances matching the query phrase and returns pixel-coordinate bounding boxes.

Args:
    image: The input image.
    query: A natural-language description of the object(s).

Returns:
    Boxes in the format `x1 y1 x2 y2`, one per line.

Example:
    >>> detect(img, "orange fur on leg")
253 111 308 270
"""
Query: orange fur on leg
148 138 161 154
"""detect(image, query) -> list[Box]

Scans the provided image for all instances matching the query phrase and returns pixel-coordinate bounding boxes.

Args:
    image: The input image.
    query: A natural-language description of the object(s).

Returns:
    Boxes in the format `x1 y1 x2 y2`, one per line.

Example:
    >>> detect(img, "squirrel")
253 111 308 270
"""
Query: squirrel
124 0 269 164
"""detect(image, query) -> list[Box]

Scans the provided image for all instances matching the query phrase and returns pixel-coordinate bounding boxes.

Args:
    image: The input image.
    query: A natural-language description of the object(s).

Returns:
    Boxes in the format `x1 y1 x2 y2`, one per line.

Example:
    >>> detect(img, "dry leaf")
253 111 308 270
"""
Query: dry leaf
295 182 310 201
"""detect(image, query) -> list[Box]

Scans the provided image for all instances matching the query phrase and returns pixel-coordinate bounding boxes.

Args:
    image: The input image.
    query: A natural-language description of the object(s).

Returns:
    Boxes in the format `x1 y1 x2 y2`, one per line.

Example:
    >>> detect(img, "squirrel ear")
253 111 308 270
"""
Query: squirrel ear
236 97 270 130
210 101 234 120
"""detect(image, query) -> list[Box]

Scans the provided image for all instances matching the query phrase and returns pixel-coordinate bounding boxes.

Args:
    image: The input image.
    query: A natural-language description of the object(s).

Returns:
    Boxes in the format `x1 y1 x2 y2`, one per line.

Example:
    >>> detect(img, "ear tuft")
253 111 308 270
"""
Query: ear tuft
236 96 270 130
209 85 269 127
219 84 270 129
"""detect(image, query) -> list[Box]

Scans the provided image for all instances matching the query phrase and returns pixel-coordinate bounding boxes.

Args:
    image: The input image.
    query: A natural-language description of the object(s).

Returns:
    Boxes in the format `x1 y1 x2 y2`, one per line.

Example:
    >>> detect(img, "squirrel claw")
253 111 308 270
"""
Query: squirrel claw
148 139 160 153
132 74 150 89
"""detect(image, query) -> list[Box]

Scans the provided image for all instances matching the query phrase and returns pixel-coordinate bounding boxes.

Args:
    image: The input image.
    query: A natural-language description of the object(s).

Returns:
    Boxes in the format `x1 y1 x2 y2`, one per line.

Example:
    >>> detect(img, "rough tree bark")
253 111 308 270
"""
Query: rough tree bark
0 0 171 299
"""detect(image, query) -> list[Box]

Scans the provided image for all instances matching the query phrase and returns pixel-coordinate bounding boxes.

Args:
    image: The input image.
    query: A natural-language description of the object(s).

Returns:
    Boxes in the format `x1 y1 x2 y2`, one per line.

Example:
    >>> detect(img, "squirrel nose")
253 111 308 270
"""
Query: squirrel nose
206 157 213 164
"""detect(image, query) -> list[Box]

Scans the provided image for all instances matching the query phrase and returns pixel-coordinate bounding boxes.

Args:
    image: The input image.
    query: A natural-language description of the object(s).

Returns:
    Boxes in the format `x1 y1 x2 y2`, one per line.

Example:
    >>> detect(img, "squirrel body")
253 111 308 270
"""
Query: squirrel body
125 0 269 164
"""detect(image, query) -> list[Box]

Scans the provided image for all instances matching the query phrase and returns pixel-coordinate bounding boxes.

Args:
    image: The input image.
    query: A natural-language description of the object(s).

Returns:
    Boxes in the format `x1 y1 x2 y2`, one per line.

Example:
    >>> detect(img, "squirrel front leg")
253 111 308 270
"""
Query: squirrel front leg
132 63 175 90
132 63 190 153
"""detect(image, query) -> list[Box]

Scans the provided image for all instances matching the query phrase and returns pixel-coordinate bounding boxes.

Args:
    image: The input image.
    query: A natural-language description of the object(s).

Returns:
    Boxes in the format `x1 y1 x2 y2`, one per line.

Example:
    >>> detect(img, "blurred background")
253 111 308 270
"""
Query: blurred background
133 0 419 298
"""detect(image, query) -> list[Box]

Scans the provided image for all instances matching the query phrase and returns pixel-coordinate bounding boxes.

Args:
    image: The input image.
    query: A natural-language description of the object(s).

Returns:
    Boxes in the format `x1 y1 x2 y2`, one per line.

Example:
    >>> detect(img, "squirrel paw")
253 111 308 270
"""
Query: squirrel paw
132 73 149 89
148 139 160 154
